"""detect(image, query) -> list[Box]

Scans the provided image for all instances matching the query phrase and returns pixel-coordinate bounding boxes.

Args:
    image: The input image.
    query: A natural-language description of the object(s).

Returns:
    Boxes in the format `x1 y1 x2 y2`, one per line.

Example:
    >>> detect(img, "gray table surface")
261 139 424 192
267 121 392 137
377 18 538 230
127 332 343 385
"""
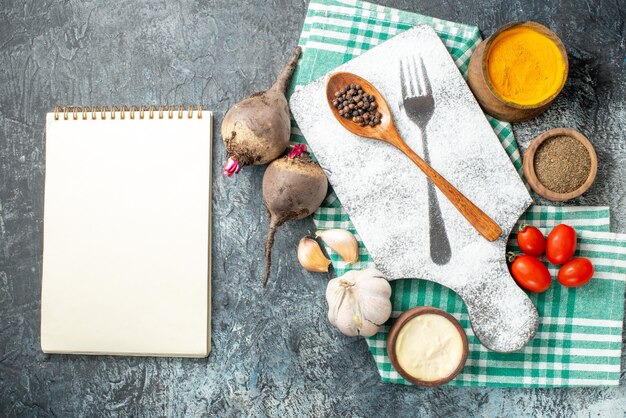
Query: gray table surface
1 0 624 416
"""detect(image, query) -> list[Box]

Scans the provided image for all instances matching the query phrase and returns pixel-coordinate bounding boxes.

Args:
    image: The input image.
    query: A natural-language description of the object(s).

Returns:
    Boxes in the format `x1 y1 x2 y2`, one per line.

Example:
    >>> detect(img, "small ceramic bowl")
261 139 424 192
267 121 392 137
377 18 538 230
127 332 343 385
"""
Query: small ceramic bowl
467 21 568 122
523 128 598 201
387 307 468 387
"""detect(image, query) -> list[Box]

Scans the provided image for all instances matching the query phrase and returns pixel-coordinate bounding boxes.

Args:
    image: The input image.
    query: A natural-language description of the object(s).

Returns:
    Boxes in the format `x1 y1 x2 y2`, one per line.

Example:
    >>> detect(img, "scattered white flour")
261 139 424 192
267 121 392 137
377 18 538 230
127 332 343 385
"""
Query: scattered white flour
290 25 536 352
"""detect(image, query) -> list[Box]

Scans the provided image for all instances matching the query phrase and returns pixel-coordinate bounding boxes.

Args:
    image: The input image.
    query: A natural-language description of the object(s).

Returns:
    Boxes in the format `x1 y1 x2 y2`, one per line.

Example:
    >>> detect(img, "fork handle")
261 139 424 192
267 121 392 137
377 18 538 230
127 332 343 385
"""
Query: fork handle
389 134 502 242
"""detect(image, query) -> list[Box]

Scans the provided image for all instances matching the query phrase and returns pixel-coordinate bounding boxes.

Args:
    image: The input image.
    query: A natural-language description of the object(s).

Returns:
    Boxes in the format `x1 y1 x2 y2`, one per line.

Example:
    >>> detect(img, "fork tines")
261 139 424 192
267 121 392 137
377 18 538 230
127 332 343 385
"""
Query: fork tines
400 56 432 98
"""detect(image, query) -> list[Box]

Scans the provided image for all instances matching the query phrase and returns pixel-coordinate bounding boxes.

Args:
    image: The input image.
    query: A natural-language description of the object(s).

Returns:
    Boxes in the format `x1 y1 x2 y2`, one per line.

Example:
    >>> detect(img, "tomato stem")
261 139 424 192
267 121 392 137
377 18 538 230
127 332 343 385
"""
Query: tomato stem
506 251 518 263
518 224 529 232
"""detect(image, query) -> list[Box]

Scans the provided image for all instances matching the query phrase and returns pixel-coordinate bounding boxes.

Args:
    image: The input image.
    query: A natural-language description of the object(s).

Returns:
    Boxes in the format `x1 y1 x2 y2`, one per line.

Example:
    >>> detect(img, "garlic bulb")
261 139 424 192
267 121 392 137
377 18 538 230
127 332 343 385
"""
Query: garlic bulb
326 269 391 337
297 236 331 272
316 229 359 264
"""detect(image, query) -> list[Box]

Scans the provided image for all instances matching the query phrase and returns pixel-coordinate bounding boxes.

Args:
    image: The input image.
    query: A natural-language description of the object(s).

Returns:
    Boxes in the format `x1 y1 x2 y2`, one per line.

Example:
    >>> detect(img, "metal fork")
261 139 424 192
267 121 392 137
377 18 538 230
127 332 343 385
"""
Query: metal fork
400 56 451 265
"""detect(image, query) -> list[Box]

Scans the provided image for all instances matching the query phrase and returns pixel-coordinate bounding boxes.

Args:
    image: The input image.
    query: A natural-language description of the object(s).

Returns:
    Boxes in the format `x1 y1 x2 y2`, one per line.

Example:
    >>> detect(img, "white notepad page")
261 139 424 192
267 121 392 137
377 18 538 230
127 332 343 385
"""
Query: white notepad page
41 109 212 357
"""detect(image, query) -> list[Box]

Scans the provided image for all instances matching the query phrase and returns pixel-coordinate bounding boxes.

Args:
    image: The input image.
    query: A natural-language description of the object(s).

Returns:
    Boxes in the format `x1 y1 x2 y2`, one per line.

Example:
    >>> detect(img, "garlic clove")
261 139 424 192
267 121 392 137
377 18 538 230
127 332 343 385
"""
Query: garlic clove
297 236 331 273
316 229 359 264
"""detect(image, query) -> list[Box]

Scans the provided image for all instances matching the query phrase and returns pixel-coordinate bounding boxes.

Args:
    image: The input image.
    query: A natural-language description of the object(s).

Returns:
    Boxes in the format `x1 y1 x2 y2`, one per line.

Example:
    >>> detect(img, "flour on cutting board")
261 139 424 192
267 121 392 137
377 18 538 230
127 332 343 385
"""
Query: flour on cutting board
290 25 537 352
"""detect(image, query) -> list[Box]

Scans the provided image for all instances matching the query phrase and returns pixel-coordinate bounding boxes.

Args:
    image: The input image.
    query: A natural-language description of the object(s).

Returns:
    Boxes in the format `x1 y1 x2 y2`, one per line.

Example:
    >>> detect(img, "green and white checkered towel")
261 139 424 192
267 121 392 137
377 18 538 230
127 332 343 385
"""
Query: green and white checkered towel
289 0 626 387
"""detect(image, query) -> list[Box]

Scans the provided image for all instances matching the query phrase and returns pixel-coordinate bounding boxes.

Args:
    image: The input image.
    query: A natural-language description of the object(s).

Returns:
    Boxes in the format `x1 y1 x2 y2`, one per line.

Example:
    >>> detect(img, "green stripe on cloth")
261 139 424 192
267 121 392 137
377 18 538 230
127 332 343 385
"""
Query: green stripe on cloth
290 0 625 387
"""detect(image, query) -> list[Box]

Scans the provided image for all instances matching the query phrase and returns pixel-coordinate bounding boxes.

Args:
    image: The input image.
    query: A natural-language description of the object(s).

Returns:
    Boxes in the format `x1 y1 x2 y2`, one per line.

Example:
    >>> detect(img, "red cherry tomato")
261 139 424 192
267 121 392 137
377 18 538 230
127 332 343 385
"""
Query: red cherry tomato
558 258 594 288
517 224 545 257
546 224 577 265
509 254 552 293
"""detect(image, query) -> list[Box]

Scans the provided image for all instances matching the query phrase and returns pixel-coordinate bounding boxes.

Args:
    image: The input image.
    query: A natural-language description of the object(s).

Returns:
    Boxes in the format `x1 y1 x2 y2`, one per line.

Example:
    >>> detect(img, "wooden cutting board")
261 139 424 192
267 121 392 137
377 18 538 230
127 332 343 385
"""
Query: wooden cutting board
290 25 537 352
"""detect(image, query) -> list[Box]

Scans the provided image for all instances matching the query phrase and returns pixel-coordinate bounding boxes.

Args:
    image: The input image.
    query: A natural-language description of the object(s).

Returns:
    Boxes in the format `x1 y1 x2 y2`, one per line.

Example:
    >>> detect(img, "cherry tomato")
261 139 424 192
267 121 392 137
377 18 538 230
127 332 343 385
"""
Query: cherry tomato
558 258 594 288
510 254 552 293
546 224 577 265
517 224 545 257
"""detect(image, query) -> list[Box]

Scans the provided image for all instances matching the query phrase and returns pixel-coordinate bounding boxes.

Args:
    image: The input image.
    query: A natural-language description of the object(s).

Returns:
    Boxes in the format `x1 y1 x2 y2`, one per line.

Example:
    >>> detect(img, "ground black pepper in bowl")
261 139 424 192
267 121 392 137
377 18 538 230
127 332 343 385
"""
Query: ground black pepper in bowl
332 84 382 127
533 135 591 194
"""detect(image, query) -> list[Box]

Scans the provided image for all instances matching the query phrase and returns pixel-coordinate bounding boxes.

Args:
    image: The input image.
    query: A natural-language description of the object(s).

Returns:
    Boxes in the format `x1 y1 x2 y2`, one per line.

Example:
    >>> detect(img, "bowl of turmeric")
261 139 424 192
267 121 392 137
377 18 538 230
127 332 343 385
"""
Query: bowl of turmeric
467 21 568 122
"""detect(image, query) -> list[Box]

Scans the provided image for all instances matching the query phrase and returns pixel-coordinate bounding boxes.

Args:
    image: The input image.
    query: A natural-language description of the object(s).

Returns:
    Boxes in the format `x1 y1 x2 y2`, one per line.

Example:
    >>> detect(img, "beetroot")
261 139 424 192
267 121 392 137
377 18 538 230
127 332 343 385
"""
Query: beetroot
263 144 328 287
222 46 302 176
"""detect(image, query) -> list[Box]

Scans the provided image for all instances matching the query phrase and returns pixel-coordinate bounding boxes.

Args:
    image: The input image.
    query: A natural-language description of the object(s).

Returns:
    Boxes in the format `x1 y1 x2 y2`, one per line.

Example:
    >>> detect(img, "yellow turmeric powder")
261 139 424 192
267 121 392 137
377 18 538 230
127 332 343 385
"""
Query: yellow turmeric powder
487 26 566 106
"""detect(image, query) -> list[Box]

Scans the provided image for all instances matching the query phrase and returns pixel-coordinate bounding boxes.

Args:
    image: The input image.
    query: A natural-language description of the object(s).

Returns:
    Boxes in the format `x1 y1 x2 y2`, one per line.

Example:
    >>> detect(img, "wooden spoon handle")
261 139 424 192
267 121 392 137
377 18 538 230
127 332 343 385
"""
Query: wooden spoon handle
391 137 502 242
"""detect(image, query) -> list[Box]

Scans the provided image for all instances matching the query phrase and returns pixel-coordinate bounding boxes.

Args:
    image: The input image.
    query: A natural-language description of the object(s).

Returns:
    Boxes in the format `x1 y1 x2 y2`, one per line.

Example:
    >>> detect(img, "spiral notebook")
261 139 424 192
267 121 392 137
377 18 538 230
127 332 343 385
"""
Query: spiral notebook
41 106 212 357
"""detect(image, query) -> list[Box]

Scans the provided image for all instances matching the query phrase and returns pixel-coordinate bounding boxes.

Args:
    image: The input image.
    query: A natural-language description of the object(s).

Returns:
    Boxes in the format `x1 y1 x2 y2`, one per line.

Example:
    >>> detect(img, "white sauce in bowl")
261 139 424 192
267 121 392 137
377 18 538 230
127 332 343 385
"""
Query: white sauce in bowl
395 313 465 382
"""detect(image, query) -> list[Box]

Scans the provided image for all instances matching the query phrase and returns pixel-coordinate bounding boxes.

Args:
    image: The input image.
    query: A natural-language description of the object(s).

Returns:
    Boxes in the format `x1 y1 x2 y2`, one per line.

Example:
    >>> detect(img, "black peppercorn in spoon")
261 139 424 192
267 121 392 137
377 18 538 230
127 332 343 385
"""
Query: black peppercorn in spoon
325 71 502 242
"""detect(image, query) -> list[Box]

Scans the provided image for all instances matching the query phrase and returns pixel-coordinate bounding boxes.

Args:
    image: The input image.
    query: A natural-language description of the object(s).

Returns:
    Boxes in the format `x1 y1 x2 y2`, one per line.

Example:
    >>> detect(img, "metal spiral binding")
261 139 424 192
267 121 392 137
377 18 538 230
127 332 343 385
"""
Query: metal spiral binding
54 105 204 121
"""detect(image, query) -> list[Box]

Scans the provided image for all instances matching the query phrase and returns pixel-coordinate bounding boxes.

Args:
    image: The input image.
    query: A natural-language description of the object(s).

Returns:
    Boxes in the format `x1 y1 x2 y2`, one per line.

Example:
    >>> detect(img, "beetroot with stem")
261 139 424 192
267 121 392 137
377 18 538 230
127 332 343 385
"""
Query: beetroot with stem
222 46 302 176
263 144 328 287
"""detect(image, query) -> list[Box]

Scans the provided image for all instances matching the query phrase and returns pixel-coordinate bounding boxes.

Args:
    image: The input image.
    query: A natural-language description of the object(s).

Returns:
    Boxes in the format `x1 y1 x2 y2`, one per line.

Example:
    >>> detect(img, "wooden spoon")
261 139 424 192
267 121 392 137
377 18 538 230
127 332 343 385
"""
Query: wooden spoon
326 72 502 242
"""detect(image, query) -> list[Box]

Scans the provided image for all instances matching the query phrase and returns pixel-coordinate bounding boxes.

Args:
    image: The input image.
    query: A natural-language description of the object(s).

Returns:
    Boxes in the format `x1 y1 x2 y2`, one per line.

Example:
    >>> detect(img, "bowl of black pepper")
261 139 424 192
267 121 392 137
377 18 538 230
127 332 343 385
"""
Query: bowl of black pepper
522 128 598 201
